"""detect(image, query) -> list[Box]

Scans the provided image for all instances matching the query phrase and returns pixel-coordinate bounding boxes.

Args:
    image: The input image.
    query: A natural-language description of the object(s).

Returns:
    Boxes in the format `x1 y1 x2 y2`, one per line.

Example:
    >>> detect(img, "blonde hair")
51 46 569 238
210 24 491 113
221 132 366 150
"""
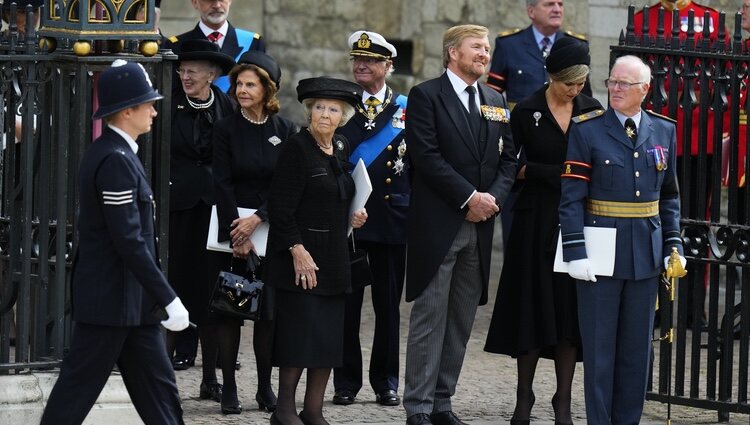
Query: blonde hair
442 24 489 68
302 98 355 127
549 64 590 84
228 64 281 115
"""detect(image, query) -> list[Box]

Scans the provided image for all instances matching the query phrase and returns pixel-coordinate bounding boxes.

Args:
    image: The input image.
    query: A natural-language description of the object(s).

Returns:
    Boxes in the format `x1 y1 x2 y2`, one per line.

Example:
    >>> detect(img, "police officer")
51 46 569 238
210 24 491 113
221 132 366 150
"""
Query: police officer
40 61 189 425
332 30 409 408
486 0 590 108
164 0 265 92
559 55 685 424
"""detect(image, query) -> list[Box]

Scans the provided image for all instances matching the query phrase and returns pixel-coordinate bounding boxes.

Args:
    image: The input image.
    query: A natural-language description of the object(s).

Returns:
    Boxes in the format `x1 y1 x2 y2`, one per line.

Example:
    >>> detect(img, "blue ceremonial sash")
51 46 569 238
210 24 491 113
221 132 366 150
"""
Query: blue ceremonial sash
350 94 407 168
215 29 256 92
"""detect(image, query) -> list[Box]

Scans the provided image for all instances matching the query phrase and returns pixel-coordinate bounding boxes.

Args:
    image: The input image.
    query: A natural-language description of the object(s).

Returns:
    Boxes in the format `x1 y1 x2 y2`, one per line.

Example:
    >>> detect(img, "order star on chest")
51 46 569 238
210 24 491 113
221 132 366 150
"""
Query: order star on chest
365 119 376 130
625 126 636 139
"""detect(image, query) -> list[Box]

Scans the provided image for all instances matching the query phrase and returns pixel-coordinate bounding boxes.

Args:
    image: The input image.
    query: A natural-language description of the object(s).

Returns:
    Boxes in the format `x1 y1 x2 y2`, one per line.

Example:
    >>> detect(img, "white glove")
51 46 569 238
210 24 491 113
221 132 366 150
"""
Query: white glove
161 297 189 331
568 258 597 282
664 255 687 270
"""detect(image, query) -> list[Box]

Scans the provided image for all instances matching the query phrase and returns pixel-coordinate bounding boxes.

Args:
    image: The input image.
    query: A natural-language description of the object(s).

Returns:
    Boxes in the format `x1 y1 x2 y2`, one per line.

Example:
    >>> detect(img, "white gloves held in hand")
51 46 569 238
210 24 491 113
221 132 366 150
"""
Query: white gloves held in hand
664 255 687 270
161 297 189 331
568 258 597 282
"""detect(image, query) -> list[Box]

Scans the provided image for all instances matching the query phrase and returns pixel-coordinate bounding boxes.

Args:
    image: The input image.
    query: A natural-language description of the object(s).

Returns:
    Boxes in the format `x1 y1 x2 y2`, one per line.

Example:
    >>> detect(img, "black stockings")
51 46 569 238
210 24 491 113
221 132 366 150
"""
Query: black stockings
254 319 276 400
276 367 332 425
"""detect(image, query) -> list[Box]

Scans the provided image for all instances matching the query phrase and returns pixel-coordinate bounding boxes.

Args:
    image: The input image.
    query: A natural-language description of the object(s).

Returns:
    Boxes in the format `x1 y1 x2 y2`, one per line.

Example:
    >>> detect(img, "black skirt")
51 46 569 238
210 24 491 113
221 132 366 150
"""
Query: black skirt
272 289 345 368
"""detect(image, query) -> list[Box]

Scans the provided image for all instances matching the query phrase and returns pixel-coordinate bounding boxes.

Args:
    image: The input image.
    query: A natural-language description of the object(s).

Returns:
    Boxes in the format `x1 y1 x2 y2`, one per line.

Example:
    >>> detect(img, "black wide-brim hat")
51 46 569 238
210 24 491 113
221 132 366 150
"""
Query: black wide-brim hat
93 61 163 119
238 51 281 88
296 76 362 106
177 39 235 76
2 0 43 10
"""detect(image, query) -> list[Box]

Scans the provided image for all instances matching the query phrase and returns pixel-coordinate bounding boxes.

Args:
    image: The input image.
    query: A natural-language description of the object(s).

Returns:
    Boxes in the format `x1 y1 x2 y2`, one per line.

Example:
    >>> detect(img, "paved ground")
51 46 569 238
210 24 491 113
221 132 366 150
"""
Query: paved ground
176 224 750 425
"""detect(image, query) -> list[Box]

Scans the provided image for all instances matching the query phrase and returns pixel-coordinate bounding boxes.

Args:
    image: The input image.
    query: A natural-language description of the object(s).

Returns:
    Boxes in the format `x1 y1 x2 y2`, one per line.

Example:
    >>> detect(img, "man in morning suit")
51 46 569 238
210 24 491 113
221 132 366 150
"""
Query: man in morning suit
486 0 590 108
39 61 190 425
403 24 517 425
559 55 686 425
333 30 409 408
165 0 265 92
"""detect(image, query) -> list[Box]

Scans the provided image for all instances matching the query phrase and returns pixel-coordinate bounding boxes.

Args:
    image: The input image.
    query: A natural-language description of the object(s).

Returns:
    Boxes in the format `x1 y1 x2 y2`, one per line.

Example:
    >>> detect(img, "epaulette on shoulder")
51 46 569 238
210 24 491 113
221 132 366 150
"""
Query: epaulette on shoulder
254 32 261 39
564 30 588 41
572 109 604 124
645 109 677 124
167 35 178 43
497 28 522 38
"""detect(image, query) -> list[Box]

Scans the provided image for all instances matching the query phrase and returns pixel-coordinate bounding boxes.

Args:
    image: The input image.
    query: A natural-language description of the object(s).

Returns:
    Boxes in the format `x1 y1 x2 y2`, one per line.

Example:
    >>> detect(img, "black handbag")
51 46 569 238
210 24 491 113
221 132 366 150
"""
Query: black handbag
349 236 373 289
210 252 264 321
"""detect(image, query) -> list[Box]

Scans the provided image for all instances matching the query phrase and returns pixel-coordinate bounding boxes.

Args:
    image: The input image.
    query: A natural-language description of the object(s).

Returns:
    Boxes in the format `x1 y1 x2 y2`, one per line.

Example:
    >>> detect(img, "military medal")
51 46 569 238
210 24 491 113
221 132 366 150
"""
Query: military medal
533 111 541 127
654 145 667 171
498 136 504 154
357 90 393 131
365 119 376 130
393 139 407 175
625 126 636 139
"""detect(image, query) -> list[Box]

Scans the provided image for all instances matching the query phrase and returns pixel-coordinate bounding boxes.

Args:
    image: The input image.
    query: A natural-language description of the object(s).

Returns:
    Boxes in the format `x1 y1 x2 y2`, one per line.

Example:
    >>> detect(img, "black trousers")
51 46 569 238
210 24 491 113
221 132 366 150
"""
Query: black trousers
334 242 405 394
40 322 184 425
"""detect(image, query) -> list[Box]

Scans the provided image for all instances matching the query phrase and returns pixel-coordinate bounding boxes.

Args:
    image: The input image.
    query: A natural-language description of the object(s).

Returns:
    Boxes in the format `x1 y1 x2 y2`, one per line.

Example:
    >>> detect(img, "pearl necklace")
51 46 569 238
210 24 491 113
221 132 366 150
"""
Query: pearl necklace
185 90 214 109
241 108 269 125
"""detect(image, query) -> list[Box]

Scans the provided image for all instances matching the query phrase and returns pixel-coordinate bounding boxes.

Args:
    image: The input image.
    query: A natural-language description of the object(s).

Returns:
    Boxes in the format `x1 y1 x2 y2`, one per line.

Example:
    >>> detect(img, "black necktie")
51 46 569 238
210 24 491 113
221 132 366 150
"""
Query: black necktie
466 86 481 139
625 117 637 145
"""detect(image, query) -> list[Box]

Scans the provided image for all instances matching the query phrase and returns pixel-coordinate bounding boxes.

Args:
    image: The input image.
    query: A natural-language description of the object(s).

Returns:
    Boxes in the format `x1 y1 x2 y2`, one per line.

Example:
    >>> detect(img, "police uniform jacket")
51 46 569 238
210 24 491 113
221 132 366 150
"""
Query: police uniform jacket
559 109 683 280
73 127 176 326
338 87 409 244
405 73 517 305
213 112 298 242
265 130 355 296
169 85 234 212
487 26 591 105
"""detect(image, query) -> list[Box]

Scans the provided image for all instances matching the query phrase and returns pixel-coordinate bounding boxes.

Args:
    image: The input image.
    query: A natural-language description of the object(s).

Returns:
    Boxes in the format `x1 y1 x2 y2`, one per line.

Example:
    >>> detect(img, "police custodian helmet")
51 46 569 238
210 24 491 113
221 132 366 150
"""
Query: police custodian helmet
93 60 163 119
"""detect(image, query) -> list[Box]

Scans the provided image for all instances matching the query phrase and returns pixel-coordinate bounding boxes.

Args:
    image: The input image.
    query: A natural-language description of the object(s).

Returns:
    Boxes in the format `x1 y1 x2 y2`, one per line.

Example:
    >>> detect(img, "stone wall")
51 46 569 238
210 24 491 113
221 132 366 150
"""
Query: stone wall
160 0 742 122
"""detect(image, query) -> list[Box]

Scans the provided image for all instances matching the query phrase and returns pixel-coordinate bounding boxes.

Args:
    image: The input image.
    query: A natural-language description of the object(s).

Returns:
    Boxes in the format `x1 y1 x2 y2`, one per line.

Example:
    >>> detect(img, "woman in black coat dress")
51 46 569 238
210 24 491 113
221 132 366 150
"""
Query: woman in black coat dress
264 77 368 425
484 38 603 425
212 51 298 415
166 39 234 392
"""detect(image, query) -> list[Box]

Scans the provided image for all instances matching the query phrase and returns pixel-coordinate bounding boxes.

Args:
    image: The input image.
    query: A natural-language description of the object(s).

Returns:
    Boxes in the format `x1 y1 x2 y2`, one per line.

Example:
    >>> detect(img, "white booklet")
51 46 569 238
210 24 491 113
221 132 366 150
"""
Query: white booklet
348 158 373 236
206 205 269 256
553 226 617 277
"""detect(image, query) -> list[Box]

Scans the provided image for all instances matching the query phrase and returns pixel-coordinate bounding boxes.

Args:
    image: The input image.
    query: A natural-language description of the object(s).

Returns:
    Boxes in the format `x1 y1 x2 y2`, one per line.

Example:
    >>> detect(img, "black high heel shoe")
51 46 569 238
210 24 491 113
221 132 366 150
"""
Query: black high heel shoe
199 381 223 402
256 390 278 412
221 387 242 415
551 393 574 425
509 390 535 425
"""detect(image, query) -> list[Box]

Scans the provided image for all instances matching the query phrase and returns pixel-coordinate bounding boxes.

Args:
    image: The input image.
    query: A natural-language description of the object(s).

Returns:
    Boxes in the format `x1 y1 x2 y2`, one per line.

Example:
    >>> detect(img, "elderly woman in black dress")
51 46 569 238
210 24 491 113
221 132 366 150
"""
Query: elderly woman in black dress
484 38 603 425
167 38 234 393
212 51 298 415
265 77 368 425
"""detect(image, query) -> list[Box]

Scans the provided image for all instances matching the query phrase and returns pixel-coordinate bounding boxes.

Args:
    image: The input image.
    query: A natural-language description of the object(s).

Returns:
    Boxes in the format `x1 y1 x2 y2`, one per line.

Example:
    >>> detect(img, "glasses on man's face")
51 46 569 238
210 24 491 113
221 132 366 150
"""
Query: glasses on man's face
350 57 386 65
742 4 750 11
604 79 646 90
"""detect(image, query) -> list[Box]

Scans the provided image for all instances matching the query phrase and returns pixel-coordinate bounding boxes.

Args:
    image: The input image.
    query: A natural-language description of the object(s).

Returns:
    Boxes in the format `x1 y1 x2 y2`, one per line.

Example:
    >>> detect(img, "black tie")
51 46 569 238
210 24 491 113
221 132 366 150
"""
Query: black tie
625 117 637 145
466 86 481 139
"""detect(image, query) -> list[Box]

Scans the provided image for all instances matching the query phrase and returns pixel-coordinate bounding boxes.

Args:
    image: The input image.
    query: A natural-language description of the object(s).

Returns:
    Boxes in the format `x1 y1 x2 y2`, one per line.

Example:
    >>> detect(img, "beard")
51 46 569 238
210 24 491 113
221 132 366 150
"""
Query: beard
203 11 227 26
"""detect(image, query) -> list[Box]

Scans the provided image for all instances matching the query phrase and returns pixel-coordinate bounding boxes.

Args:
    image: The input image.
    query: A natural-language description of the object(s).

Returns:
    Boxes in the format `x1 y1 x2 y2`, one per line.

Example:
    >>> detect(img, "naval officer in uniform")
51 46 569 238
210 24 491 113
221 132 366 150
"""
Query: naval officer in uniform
558 55 685 425
333 30 409 408
40 61 189 425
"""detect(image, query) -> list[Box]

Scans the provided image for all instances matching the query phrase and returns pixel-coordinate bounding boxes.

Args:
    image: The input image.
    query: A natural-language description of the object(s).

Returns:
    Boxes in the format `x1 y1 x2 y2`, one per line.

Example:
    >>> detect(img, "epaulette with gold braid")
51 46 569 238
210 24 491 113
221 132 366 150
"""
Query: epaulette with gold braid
645 109 677 124
167 36 178 43
254 33 261 39
497 28 522 38
564 30 588 41
572 109 604 124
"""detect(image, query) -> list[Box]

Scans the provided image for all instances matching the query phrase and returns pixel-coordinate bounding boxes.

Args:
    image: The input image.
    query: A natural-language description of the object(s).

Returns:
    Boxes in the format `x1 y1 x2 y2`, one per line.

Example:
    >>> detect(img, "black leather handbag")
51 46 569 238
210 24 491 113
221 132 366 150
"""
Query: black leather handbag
210 252 264 321
349 237 373 289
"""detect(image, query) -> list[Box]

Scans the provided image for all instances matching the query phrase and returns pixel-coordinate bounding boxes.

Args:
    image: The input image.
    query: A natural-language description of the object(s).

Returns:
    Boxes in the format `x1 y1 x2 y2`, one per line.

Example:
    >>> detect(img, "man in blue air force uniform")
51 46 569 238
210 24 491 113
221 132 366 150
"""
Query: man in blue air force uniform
333 30 409 408
40 61 190 425
164 0 264 92
558 55 685 425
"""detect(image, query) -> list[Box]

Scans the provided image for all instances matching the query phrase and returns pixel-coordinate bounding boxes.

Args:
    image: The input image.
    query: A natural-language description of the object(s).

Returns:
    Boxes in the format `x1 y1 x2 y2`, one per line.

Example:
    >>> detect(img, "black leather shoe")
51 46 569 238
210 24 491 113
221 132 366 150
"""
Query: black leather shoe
171 355 194 371
221 389 242 415
509 420 529 425
199 381 222 402
430 411 466 425
332 389 356 405
375 389 400 406
406 413 432 425
256 391 277 412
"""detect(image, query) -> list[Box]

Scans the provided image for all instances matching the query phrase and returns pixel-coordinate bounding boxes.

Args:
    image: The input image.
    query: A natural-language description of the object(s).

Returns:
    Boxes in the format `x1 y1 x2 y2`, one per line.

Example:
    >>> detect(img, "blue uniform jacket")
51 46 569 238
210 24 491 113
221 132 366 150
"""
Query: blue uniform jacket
487 26 591 104
338 88 409 244
72 127 176 326
559 109 683 280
